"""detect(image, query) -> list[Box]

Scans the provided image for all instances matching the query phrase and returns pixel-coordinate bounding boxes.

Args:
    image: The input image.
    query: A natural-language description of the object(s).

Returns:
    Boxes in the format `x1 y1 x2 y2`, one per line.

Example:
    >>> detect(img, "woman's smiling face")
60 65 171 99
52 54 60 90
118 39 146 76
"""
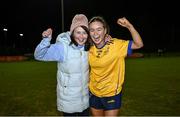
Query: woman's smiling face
73 26 88 46
89 21 107 48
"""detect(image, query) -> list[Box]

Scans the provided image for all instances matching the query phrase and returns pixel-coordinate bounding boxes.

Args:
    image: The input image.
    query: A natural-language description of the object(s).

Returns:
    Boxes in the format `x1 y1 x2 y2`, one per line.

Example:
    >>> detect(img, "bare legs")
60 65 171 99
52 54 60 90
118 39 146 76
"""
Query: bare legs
91 107 119 116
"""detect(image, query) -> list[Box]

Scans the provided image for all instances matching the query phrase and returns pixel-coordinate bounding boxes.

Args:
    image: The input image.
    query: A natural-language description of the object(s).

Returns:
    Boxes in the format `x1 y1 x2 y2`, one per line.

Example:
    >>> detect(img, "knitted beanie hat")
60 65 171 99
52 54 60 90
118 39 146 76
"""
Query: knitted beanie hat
70 14 88 34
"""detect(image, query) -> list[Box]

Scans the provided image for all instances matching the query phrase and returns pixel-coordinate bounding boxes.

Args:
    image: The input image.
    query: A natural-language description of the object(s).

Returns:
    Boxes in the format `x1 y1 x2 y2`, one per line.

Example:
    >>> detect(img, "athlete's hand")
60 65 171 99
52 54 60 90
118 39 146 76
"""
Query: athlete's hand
117 17 132 29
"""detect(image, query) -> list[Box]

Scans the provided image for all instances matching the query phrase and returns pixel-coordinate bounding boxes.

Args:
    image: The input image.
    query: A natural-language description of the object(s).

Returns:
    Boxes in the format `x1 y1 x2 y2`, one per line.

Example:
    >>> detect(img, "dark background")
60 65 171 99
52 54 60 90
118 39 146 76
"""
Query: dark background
0 0 180 55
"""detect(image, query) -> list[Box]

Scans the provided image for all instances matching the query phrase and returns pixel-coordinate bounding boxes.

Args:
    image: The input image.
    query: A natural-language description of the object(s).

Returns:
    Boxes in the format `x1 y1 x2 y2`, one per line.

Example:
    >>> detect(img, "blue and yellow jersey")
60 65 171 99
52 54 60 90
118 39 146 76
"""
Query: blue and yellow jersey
89 38 132 97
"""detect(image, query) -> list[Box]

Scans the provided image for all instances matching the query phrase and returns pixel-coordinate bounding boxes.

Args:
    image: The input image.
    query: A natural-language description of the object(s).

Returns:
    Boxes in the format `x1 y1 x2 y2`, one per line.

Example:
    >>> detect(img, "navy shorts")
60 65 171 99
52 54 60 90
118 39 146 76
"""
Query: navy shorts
89 92 122 110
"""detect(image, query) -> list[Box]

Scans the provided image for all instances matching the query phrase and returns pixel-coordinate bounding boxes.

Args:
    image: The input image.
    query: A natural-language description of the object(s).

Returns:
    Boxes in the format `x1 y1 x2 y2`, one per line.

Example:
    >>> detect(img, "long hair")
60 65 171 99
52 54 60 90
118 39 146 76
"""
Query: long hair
70 26 91 51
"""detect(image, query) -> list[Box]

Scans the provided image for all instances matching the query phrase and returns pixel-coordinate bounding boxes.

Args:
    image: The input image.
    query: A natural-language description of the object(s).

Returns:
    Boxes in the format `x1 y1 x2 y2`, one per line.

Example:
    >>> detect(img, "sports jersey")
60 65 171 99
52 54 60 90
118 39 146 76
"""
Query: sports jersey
89 38 132 97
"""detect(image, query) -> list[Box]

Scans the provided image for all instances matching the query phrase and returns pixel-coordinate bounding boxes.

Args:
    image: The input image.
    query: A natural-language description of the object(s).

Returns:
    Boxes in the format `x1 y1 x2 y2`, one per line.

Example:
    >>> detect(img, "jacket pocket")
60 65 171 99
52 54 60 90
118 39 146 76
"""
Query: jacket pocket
67 73 82 87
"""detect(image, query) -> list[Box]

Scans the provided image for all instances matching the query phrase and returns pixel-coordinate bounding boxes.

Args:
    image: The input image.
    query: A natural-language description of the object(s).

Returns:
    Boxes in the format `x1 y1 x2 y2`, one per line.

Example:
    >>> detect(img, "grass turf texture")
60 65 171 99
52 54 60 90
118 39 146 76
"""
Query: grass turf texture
0 57 180 116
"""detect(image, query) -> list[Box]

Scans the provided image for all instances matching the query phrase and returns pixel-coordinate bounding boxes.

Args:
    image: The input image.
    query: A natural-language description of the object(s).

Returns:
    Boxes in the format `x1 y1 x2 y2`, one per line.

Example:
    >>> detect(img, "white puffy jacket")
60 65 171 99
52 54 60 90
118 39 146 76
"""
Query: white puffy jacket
56 32 89 113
